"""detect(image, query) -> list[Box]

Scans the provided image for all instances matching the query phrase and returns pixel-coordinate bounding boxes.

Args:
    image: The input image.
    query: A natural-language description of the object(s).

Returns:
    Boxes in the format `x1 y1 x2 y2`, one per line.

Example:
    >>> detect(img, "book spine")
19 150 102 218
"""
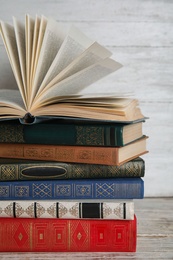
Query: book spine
0 216 137 252
0 157 145 181
0 122 124 146
0 143 119 165
0 200 134 220
0 178 144 200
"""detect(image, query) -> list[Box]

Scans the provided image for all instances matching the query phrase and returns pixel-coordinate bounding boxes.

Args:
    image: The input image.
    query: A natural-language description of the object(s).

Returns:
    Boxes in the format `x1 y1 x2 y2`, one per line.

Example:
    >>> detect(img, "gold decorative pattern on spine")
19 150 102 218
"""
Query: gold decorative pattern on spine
4 202 13 217
69 203 79 217
0 124 24 143
1 165 18 180
58 203 68 218
47 203 56 217
76 126 104 145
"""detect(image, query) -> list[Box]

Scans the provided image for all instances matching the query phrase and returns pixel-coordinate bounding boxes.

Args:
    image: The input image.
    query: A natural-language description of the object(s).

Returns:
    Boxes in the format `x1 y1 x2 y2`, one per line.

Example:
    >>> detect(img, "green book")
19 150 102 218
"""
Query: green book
0 157 145 181
0 119 144 147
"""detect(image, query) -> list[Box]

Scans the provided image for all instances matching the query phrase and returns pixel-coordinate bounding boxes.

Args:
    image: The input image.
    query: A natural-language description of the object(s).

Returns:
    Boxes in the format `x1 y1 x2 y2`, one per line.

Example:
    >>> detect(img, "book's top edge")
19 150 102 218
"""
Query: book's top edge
0 115 148 125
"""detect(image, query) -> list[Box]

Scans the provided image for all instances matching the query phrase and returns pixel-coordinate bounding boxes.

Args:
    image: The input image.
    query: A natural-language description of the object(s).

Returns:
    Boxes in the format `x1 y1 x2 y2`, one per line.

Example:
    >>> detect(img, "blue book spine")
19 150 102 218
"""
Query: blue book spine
0 178 144 200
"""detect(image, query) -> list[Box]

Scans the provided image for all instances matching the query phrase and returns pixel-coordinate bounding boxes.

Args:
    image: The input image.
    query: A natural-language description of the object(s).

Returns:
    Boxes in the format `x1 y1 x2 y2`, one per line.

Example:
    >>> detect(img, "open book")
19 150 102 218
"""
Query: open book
0 15 144 124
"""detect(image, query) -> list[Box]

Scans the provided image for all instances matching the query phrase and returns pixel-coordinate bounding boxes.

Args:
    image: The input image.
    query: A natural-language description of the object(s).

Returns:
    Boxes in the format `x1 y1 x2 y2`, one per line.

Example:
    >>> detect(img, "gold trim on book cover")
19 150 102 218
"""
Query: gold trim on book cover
76 126 104 145
1 165 19 180
0 124 24 143
70 220 90 250
33 183 52 198
20 165 67 179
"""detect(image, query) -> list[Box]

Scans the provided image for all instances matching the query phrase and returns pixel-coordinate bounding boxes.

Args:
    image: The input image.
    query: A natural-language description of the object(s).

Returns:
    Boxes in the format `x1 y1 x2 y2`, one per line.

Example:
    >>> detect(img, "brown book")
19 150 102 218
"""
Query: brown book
0 136 148 166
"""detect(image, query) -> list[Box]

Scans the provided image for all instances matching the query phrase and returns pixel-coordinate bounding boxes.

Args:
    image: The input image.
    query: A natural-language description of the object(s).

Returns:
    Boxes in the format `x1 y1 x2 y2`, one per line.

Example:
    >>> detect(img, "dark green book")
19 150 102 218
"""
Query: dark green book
0 157 145 181
0 119 144 146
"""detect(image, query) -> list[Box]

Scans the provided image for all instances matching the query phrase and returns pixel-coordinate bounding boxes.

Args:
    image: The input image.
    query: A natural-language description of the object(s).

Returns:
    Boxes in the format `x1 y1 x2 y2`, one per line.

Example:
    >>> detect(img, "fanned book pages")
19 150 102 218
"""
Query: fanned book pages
0 15 145 124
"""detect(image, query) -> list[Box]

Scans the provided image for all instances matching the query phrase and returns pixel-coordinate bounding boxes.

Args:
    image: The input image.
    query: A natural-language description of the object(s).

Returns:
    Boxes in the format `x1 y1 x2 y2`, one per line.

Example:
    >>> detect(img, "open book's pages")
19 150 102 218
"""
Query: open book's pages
0 15 145 124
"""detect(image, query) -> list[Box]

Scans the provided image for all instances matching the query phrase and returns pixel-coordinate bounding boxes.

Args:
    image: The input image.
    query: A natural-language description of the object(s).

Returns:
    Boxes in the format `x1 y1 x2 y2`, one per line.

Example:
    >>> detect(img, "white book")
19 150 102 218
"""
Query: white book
0 200 134 220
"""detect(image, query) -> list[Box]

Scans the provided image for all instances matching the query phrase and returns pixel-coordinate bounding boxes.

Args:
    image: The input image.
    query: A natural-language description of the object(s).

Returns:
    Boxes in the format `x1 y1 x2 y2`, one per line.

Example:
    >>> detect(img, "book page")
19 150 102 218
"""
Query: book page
30 15 41 91
36 42 112 98
30 18 66 108
31 102 135 122
29 15 48 103
0 21 26 108
25 14 35 105
36 25 94 97
13 17 27 99
0 89 26 118
54 96 133 108
32 58 122 109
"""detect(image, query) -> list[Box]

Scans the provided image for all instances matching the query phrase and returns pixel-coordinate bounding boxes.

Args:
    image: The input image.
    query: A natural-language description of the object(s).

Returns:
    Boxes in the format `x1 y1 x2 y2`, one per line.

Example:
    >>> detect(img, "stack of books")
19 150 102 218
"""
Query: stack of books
0 15 148 252
0 119 147 252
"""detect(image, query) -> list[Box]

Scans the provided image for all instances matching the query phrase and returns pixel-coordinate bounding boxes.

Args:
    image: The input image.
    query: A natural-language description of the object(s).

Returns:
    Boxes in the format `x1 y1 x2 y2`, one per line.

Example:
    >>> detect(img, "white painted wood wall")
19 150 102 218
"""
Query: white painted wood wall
0 0 172 197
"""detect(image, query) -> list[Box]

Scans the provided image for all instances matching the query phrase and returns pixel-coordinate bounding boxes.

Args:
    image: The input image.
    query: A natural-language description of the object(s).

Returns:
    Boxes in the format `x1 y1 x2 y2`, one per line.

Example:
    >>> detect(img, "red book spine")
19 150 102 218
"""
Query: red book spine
0 216 137 252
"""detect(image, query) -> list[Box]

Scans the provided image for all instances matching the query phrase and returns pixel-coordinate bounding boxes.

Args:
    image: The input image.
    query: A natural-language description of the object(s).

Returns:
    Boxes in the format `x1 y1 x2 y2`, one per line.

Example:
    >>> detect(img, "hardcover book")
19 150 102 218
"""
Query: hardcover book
0 178 144 200
0 119 144 146
0 15 145 123
0 136 148 166
0 157 145 181
0 216 137 252
0 200 134 220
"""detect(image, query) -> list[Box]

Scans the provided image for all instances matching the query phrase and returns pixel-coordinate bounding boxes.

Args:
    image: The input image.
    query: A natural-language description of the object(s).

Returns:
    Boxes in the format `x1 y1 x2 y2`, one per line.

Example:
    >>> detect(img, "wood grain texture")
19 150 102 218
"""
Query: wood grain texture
0 198 172 259
0 0 172 196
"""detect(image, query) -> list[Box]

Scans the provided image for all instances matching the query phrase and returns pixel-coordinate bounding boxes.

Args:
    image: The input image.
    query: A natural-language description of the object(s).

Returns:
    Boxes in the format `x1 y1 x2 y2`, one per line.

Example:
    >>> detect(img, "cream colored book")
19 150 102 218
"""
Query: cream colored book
0 15 144 124
0 200 134 220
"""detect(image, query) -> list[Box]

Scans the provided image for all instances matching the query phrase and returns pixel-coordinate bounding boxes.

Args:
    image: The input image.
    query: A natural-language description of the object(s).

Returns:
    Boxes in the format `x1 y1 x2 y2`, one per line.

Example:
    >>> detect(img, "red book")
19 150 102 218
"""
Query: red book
0 216 137 252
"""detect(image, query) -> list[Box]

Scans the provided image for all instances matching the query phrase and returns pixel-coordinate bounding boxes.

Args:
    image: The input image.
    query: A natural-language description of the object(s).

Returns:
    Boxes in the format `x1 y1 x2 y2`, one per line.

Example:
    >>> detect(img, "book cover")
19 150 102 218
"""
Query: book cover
0 178 144 200
0 200 134 220
0 120 143 146
0 216 137 252
0 157 145 181
0 136 148 166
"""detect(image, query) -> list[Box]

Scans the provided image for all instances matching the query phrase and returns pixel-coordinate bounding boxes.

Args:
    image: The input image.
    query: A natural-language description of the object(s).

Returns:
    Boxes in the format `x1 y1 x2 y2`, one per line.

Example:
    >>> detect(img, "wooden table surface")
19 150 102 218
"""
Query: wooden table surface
0 198 172 259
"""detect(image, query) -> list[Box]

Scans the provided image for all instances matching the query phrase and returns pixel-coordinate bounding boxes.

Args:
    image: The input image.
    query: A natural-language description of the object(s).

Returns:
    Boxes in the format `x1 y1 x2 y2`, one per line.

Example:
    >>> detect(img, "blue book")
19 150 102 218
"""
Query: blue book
0 178 144 200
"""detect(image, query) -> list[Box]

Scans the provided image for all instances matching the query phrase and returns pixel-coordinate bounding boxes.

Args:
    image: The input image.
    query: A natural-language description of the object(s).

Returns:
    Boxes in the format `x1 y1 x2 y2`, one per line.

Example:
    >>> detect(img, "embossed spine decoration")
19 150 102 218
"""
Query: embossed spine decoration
0 216 137 252
0 139 148 166
0 200 134 219
0 158 145 181
0 121 143 146
0 178 144 200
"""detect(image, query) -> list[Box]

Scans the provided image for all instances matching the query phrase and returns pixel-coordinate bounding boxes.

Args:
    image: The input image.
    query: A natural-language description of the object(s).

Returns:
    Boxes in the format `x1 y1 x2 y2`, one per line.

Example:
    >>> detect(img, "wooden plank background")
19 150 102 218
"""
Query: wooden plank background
0 0 172 196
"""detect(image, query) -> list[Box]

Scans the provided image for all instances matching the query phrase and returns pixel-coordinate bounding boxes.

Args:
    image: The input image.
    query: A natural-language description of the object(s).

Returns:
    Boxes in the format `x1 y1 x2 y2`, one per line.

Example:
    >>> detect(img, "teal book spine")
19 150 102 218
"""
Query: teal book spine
0 120 139 146
0 157 145 181
0 178 144 200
